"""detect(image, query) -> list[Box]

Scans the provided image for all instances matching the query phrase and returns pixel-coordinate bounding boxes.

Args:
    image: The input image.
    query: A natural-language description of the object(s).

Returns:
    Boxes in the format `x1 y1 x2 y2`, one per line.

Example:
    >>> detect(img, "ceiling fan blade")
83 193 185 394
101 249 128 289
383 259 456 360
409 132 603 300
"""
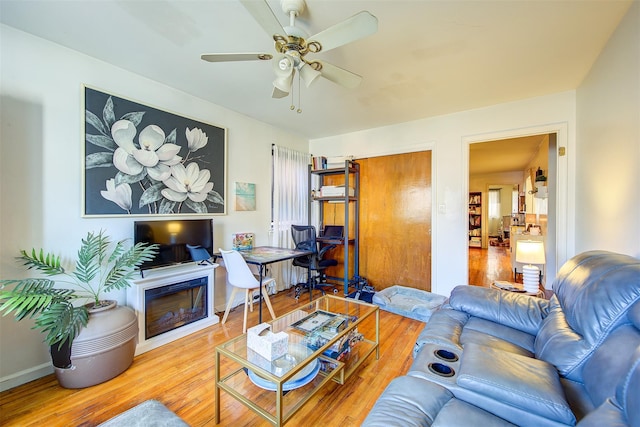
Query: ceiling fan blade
239 0 286 38
319 61 362 89
201 53 273 62
309 11 378 53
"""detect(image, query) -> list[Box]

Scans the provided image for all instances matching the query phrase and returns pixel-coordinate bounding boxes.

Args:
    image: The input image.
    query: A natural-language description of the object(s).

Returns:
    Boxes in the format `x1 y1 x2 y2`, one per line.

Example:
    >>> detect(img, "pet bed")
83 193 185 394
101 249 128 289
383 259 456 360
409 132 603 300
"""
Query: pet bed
372 285 447 322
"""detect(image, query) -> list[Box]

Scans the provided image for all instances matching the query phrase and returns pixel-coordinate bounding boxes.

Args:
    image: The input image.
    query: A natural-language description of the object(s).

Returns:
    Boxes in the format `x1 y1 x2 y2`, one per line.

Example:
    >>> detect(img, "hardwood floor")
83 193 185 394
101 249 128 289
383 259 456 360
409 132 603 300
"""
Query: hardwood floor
1 249 515 426
0 289 423 427
468 245 514 287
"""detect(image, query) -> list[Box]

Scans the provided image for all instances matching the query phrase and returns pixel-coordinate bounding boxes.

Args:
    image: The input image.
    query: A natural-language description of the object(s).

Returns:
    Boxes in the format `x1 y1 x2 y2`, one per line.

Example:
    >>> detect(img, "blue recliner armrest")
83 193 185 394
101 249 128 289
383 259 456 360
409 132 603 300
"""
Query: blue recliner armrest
448 285 550 335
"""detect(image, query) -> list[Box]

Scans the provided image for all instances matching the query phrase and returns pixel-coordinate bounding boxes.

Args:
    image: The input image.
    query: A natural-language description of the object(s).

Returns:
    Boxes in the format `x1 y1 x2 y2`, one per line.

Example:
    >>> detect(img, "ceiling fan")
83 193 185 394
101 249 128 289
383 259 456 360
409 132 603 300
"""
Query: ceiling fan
201 0 378 102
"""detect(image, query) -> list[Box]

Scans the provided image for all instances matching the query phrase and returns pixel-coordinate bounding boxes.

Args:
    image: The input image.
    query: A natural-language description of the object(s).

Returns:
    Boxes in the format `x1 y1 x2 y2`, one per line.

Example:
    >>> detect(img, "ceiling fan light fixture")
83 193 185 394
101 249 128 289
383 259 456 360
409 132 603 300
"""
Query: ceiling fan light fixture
271 85 289 99
273 53 294 76
278 57 291 71
299 63 321 87
273 71 294 94
204 0 378 107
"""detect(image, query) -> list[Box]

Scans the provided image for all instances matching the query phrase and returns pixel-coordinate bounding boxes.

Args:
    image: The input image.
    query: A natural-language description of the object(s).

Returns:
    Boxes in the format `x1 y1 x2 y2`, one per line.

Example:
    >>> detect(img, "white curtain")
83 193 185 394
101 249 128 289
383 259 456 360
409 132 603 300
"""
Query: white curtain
488 189 501 236
270 145 310 291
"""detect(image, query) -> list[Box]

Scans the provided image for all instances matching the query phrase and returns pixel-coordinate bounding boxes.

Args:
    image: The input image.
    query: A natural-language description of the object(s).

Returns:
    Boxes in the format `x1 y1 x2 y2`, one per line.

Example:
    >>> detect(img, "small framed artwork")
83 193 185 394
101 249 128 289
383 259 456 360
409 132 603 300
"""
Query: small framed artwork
235 182 256 211
83 86 227 216
232 233 255 251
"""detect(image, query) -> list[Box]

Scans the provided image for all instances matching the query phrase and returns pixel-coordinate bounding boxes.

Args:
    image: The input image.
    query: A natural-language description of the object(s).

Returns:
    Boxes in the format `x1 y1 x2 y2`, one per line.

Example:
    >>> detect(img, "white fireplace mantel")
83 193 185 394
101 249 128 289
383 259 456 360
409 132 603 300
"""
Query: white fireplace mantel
127 263 219 355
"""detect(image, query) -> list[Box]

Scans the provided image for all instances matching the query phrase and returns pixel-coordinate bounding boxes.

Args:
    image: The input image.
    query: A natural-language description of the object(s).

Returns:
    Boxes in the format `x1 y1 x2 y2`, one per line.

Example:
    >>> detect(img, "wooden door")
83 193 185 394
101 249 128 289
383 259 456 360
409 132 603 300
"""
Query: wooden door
356 151 432 291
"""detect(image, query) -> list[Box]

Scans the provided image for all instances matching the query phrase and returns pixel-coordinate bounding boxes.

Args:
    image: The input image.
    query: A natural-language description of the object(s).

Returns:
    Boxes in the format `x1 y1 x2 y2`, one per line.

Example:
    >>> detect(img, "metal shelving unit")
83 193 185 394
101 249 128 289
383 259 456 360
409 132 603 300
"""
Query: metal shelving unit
309 160 360 295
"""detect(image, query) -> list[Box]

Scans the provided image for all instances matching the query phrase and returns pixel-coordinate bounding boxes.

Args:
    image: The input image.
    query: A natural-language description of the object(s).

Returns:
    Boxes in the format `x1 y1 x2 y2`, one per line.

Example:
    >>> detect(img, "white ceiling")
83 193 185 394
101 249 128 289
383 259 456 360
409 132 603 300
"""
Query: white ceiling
0 0 631 141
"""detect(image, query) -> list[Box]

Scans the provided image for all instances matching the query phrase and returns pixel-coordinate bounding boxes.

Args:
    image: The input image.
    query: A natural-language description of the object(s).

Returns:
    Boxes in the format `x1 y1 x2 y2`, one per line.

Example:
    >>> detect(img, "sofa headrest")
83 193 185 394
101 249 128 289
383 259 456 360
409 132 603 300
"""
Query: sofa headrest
552 251 640 343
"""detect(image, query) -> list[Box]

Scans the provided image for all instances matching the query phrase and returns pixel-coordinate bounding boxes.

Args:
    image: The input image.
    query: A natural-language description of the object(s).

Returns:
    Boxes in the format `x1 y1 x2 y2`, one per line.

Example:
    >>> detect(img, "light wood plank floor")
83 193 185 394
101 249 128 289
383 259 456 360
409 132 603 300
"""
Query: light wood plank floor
468 246 514 287
0 289 424 427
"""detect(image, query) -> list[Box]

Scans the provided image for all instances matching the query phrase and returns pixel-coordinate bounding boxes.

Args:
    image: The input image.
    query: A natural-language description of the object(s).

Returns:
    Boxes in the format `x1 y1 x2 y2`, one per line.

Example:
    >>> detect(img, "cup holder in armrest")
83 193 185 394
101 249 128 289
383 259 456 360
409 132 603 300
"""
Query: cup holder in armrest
434 349 459 362
428 362 455 377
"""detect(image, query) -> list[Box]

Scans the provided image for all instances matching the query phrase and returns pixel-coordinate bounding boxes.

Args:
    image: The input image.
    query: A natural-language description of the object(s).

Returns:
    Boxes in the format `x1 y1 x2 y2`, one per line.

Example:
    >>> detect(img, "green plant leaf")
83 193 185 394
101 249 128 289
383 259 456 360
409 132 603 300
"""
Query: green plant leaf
107 239 127 264
17 249 65 276
103 243 158 293
5 230 157 345
35 301 88 347
73 230 108 286
0 279 74 321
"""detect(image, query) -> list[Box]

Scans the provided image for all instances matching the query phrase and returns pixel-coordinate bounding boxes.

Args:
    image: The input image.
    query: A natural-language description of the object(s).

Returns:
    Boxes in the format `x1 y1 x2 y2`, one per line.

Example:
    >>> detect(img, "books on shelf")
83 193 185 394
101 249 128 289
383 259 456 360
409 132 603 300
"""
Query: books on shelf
469 194 481 204
311 156 327 170
311 155 355 170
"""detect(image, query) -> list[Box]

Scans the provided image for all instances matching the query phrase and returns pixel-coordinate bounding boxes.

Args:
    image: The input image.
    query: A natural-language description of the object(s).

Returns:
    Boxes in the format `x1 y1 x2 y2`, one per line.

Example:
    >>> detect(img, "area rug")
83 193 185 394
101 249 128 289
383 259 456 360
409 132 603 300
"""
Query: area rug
372 285 447 322
98 400 188 427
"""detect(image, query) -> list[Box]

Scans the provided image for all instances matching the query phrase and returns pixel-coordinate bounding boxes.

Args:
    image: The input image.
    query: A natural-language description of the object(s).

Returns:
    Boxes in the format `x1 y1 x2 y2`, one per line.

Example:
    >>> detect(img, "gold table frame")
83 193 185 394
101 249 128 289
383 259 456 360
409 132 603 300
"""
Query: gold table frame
215 295 379 426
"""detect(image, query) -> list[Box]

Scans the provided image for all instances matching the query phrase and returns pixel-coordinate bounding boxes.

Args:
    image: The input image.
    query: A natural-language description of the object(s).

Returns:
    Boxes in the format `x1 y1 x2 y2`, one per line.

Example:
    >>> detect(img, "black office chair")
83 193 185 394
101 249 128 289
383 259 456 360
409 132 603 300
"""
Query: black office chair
291 224 339 300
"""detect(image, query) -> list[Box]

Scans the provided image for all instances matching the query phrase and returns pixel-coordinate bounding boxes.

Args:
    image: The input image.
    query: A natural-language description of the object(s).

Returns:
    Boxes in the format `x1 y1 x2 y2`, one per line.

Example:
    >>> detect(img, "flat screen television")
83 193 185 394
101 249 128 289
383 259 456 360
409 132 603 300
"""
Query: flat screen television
134 219 214 272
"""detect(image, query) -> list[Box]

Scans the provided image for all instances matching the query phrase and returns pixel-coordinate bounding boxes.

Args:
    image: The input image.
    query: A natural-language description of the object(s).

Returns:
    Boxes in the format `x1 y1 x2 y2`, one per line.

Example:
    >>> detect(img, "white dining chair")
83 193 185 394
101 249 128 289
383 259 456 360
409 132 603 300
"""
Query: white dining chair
219 248 276 333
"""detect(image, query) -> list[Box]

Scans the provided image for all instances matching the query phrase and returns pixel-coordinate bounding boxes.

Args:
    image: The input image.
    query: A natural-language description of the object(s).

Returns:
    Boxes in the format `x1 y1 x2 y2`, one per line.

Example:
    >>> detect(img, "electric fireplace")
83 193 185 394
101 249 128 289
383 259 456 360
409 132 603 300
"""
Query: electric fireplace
144 276 208 339
128 263 218 354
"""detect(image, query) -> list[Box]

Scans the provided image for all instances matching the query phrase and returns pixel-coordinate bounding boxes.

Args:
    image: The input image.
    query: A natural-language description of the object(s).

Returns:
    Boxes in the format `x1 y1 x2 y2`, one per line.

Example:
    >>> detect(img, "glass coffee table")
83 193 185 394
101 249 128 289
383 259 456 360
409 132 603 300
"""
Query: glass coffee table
215 295 379 426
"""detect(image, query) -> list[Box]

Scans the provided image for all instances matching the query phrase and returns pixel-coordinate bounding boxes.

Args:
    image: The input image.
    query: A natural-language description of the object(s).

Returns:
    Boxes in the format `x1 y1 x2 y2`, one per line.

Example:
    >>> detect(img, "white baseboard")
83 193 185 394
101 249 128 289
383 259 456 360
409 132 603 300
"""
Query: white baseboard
0 362 53 392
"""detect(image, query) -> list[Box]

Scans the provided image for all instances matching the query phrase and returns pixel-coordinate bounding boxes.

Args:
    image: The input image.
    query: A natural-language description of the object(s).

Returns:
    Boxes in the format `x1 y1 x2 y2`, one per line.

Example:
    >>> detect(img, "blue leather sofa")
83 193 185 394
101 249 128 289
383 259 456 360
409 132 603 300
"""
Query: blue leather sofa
363 251 640 426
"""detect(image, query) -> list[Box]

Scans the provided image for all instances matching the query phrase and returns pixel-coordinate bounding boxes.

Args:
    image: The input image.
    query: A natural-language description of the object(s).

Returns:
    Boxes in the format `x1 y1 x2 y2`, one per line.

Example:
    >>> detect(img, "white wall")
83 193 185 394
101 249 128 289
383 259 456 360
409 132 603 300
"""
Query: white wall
575 1 640 257
310 92 576 297
0 25 308 390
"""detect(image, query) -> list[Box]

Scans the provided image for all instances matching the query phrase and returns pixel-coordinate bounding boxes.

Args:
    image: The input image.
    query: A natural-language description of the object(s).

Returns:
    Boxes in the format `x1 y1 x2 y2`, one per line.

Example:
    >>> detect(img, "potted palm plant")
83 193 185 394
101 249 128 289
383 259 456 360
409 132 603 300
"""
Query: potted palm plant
0 230 158 388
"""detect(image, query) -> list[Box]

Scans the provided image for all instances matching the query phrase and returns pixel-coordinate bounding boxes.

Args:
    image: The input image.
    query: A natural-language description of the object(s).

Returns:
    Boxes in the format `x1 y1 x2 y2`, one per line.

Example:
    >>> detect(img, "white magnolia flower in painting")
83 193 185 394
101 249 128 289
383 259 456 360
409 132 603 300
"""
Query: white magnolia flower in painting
100 179 132 212
111 120 182 181
186 127 208 152
162 163 214 203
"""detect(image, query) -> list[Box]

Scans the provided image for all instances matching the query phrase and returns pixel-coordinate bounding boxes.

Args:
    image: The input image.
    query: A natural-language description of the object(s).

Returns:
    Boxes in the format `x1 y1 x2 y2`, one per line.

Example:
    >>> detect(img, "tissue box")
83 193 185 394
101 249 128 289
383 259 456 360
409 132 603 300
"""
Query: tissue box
247 323 288 361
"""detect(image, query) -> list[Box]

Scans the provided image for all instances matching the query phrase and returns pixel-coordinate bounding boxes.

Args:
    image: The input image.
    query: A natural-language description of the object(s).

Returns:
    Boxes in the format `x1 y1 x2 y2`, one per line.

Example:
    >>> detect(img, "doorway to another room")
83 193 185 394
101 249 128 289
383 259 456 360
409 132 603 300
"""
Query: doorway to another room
468 134 554 289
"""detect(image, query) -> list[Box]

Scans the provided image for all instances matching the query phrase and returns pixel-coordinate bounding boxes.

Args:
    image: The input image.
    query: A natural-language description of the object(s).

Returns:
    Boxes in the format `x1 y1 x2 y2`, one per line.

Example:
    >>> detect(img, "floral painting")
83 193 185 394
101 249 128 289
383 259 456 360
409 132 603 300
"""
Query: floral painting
83 86 226 216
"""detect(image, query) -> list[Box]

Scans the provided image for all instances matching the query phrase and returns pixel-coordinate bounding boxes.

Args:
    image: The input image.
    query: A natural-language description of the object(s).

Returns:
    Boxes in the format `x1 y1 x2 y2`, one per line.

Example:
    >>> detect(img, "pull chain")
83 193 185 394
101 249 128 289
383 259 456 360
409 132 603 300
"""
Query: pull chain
289 82 295 111
297 72 302 113
288 72 303 114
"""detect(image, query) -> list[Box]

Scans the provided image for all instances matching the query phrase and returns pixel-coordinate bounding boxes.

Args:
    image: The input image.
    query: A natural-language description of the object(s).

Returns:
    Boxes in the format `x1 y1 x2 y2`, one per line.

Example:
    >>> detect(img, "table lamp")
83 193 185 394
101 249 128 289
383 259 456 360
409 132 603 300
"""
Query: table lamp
516 240 545 294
